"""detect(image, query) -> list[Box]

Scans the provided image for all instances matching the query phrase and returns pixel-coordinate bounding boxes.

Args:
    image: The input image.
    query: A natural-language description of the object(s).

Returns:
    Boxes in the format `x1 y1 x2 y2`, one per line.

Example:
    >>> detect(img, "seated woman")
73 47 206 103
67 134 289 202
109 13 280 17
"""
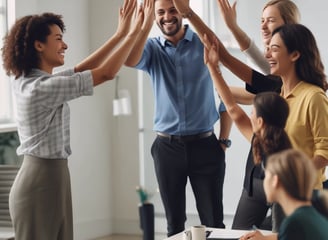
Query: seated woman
240 149 328 240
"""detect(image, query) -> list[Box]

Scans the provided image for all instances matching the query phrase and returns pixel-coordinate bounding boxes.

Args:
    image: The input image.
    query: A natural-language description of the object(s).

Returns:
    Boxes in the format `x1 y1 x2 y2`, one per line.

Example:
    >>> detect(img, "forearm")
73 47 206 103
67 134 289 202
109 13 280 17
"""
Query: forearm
125 29 149 67
208 63 253 141
75 33 124 72
313 155 328 169
175 1 253 86
208 64 240 111
185 9 217 44
219 47 253 85
243 40 271 74
219 111 232 139
229 24 251 51
230 86 254 105
92 31 141 86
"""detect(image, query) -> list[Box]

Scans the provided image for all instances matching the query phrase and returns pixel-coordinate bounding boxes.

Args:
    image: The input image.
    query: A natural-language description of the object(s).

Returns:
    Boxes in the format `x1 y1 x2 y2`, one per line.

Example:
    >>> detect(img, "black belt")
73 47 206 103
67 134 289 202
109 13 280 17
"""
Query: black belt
156 131 213 142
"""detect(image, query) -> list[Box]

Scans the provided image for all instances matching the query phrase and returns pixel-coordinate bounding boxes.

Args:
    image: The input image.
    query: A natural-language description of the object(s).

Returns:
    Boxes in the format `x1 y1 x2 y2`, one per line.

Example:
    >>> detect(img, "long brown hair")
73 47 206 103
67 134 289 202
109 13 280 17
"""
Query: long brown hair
272 24 328 91
252 92 292 164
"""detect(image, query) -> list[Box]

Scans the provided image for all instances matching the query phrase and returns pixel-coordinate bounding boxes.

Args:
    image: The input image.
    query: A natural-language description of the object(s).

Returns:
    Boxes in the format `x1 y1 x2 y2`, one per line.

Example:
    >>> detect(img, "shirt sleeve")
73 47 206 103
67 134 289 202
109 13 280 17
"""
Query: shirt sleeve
37 70 93 107
308 91 328 160
246 70 282 94
218 101 226 113
243 40 270 74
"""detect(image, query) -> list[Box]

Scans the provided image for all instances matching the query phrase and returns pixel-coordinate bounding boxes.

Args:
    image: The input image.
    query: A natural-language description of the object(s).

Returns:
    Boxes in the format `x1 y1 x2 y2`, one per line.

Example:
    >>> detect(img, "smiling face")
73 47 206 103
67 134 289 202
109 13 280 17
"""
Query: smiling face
154 0 184 41
265 32 296 76
35 24 67 73
261 5 285 46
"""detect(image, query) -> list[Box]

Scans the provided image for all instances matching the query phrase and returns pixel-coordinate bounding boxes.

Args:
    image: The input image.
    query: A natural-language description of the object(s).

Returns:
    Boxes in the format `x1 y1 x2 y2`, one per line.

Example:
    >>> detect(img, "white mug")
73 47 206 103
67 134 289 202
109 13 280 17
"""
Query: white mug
191 225 206 240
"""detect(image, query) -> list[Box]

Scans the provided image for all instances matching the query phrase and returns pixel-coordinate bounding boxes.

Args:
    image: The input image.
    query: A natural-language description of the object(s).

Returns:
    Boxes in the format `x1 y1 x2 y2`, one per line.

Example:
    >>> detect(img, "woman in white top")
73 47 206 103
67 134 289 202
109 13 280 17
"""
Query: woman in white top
217 0 300 103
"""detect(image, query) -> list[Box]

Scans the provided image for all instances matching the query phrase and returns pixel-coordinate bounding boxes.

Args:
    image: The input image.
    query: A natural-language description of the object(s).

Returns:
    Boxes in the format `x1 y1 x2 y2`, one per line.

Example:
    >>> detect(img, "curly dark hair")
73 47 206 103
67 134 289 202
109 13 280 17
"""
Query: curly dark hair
252 92 292 165
1 12 65 79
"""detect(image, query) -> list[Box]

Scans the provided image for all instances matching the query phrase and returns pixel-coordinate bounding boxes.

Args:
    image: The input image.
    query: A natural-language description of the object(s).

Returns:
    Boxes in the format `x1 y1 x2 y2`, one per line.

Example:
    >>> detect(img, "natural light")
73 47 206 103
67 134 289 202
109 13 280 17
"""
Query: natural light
0 0 15 128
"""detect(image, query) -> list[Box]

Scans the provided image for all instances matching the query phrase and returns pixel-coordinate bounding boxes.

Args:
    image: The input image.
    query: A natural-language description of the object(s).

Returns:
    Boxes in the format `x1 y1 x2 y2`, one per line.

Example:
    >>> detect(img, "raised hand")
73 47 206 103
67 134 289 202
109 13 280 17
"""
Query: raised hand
116 0 137 37
141 0 155 31
172 0 191 16
203 34 220 66
128 3 144 36
217 0 238 30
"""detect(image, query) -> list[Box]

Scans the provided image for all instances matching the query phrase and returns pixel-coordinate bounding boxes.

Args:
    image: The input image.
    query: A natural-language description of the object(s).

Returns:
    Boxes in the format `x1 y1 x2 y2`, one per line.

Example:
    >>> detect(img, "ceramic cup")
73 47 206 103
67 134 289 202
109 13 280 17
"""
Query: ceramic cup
191 225 206 240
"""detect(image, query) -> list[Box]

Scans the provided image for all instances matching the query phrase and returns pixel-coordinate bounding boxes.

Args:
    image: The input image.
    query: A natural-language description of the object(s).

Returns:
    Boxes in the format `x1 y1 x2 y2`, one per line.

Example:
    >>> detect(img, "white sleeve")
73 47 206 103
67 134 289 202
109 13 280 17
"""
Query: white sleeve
243 40 270 74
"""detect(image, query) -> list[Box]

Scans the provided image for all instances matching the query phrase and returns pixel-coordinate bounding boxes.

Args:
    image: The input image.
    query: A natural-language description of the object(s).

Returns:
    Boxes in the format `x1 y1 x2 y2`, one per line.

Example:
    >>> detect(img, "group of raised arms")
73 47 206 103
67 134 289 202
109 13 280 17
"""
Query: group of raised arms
167 0 328 239
2 0 328 239
179 0 328 239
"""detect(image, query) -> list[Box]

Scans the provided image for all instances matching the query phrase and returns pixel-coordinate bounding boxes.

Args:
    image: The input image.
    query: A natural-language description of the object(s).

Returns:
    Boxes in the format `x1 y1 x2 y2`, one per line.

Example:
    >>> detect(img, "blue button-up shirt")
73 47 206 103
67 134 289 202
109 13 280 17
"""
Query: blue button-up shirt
135 25 220 135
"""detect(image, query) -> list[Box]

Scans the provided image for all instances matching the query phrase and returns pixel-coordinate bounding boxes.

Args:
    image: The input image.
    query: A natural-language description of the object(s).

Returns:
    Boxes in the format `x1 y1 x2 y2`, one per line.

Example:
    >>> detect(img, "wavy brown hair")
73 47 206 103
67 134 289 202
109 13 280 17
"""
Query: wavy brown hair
1 12 65 79
252 92 292 165
272 24 328 91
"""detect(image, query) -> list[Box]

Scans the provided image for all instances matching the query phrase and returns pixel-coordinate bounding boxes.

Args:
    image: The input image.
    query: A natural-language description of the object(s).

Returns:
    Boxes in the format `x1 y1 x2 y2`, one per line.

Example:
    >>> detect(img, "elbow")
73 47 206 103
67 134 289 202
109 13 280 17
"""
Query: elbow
105 73 116 80
99 71 116 81
92 69 116 86
125 60 136 68
226 105 241 121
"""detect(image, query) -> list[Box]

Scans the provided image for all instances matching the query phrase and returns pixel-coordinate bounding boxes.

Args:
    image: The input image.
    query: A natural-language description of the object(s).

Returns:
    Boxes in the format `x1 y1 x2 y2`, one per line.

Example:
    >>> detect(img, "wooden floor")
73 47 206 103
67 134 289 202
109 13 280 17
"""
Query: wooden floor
95 235 142 240
95 233 166 240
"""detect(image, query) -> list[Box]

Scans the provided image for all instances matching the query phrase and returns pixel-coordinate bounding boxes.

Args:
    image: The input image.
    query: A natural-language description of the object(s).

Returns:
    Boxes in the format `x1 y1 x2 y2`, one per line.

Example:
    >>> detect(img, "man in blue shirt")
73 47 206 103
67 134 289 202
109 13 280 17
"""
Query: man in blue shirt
125 0 231 236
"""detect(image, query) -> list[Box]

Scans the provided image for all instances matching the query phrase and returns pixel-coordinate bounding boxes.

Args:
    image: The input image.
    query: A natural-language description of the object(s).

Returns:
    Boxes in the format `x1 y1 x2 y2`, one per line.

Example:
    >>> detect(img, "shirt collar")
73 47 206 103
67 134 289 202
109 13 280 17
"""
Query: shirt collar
281 81 304 99
159 24 193 46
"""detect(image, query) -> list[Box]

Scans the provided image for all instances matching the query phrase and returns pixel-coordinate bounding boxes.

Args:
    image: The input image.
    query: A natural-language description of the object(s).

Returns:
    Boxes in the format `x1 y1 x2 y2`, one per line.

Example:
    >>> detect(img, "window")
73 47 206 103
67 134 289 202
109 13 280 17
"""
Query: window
0 0 15 130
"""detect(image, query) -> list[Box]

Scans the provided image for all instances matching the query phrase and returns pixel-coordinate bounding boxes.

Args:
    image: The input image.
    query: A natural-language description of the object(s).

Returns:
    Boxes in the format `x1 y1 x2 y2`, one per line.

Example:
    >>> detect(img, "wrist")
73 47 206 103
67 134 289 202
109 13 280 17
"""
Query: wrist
182 9 193 18
218 138 231 148
216 66 222 74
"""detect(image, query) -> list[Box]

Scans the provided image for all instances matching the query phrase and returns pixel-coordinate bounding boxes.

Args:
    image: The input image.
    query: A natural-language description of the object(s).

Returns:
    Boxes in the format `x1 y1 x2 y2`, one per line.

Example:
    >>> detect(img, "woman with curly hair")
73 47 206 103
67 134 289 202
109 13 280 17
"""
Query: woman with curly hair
1 0 145 239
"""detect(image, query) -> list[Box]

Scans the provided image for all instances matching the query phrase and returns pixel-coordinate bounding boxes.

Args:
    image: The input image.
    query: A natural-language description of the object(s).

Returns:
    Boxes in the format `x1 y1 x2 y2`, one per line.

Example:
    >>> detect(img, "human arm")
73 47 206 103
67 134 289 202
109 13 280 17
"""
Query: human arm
75 0 136 72
239 231 278 240
78 2 144 86
218 110 233 151
172 0 253 86
216 0 251 51
313 155 328 170
217 0 270 74
204 34 253 142
309 92 328 169
230 86 254 105
125 0 154 67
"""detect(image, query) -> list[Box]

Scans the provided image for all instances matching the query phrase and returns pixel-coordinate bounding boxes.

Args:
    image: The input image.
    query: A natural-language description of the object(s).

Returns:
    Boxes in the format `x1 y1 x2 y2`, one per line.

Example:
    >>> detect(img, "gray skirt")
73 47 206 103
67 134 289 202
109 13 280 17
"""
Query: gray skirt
9 155 73 240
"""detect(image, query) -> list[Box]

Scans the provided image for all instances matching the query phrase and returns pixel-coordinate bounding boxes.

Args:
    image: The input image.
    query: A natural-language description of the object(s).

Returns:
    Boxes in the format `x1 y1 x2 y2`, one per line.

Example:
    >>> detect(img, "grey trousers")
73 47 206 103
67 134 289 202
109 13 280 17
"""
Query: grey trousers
9 155 73 240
